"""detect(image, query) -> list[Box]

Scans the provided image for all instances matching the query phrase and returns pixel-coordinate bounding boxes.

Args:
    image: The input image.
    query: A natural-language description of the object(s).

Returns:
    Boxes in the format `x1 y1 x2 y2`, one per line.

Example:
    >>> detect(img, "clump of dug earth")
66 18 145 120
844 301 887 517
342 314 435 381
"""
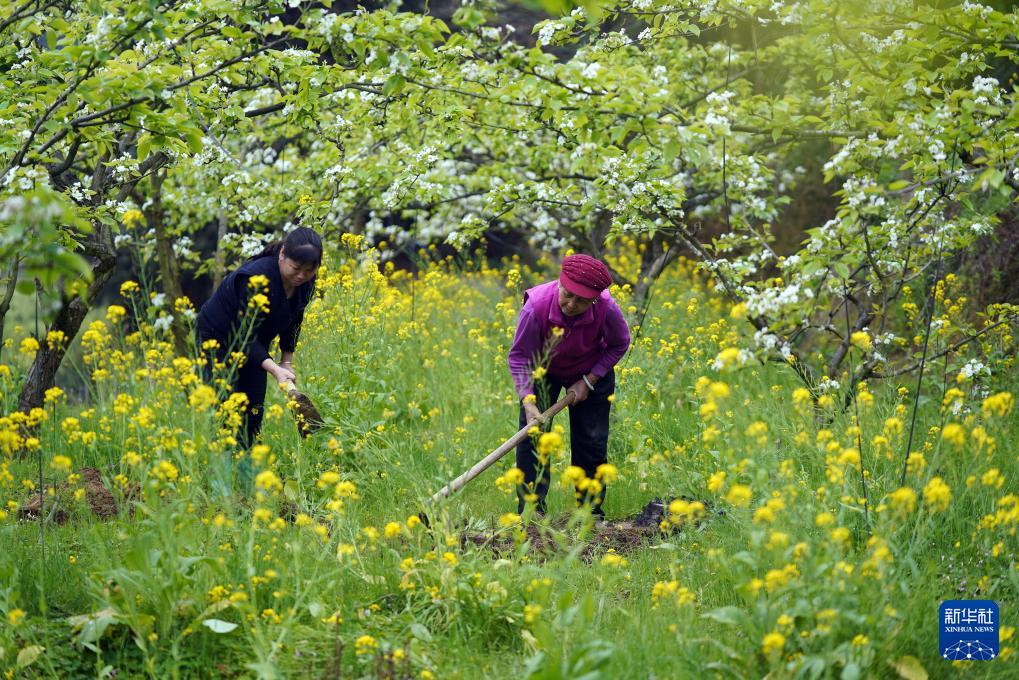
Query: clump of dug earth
18 467 121 524
462 497 715 560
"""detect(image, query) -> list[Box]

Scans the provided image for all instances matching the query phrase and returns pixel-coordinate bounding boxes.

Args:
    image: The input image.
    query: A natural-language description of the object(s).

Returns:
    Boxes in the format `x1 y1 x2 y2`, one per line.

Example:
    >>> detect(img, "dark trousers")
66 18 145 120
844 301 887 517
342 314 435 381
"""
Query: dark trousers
516 369 614 515
232 363 266 450
198 338 266 450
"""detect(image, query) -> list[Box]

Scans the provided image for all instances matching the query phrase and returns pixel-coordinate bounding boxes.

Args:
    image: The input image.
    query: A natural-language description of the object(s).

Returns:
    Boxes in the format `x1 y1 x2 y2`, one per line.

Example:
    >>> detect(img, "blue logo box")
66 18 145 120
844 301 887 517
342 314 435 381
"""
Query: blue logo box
940 600 999 661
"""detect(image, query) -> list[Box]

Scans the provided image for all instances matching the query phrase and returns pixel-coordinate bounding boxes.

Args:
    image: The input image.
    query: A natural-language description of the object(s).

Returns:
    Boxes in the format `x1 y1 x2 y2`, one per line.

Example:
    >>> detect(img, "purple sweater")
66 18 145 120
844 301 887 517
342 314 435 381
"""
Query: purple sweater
508 280 631 399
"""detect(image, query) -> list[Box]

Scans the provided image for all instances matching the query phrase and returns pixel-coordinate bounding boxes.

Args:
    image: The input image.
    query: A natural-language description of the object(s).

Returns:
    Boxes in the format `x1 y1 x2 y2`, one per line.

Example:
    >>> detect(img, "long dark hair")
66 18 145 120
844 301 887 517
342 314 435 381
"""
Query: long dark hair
249 227 323 267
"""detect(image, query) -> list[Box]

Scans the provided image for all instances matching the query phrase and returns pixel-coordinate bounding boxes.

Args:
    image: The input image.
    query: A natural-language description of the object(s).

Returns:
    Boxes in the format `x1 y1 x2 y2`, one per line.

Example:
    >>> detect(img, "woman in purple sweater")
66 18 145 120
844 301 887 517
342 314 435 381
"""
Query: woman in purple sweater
507 254 631 517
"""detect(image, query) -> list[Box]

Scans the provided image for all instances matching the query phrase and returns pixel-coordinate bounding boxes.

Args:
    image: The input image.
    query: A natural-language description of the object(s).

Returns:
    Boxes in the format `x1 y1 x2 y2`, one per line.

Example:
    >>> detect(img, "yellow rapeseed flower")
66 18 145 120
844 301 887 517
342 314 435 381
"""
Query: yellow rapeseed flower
941 423 965 448
106 305 127 323
850 331 871 352
762 631 785 656
188 385 218 412
248 293 270 314
982 392 1014 418
600 551 628 568
122 208 145 227
651 580 695 607
725 484 752 508
19 336 39 356
595 463 618 483
46 330 67 350
981 468 1004 489
713 347 746 371
499 512 521 527
254 470 283 495
888 487 917 516
247 274 270 291
51 455 72 472
151 460 179 483
923 476 951 512
354 635 378 655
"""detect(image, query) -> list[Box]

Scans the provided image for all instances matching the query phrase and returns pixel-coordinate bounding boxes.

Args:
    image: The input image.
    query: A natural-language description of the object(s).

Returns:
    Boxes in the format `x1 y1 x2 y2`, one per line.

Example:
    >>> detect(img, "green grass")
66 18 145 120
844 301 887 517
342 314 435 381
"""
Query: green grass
0 250 1015 678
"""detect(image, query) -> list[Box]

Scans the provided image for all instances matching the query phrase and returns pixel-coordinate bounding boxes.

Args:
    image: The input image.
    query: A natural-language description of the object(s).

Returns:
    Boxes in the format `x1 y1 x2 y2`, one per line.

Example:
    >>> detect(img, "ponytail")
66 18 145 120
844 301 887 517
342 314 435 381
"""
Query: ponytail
247 227 322 266
248 241 284 262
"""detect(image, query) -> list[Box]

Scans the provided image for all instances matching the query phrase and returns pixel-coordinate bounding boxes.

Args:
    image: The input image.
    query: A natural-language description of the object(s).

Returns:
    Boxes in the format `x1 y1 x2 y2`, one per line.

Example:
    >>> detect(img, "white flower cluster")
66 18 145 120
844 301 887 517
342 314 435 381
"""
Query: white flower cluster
239 232 273 257
971 75 1001 106
816 376 840 393
0 195 58 224
1 165 48 193
753 328 791 359
842 176 885 211
537 22 566 46
153 314 174 333
959 359 989 380
710 348 749 371
745 281 814 317
703 90 736 133
961 1 992 19
578 62 602 80
173 236 194 258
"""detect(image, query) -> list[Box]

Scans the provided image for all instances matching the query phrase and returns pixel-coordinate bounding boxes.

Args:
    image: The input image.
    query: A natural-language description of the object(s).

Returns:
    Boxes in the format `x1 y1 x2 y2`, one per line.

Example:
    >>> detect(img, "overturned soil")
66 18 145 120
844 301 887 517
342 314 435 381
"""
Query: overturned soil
462 497 715 560
19 467 120 524
288 388 325 437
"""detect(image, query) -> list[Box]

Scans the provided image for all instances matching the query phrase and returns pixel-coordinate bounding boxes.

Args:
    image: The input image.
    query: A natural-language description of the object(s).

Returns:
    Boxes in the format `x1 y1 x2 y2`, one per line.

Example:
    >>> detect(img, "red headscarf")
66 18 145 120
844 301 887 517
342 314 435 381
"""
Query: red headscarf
559 254 612 299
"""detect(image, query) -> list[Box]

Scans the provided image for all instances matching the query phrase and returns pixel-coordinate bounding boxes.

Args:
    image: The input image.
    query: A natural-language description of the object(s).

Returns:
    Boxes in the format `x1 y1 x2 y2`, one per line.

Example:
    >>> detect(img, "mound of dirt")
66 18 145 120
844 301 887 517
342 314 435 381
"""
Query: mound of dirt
19 467 119 524
286 387 324 437
462 497 713 560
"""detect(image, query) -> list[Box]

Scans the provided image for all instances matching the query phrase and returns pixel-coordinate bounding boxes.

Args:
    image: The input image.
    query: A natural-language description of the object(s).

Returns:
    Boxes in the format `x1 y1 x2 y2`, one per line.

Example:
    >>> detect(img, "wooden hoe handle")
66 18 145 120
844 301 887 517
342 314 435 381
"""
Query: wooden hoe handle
428 391 576 504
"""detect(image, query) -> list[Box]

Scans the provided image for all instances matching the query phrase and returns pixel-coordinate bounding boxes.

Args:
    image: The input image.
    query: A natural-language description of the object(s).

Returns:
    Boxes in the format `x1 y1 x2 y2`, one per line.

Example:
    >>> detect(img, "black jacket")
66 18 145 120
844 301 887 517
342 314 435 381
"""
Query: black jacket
196 255 315 366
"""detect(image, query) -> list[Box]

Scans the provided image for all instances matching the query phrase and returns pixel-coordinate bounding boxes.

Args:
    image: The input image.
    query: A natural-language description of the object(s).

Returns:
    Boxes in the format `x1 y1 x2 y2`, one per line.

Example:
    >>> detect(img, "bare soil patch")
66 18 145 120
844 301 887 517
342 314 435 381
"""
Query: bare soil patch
462 497 714 560
19 467 120 524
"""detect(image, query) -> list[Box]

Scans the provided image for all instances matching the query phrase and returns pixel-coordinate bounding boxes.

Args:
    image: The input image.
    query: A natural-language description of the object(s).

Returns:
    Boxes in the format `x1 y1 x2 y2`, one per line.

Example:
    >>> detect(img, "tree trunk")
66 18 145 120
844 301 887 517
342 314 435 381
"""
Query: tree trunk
149 170 188 355
18 229 116 412
0 256 21 363
631 234 680 305
17 149 169 413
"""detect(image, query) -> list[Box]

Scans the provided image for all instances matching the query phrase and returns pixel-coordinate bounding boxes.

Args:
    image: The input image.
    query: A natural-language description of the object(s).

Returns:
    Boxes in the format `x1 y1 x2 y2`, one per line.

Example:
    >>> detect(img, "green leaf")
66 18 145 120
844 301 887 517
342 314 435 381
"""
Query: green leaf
888 656 928 680
702 606 744 626
183 129 203 155
382 75 406 96
17 645 44 669
137 134 151 163
202 619 238 634
410 622 432 641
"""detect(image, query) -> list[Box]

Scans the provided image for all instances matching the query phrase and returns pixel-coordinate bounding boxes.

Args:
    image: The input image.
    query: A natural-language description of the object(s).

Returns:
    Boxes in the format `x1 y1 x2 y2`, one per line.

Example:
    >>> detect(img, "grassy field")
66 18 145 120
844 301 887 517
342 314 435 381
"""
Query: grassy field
0 242 1015 678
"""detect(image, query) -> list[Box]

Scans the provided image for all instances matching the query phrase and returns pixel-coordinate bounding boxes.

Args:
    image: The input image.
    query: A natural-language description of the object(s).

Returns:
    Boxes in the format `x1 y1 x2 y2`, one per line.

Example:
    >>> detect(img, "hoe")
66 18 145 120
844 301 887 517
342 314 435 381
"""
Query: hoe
426 391 576 508
279 379 324 437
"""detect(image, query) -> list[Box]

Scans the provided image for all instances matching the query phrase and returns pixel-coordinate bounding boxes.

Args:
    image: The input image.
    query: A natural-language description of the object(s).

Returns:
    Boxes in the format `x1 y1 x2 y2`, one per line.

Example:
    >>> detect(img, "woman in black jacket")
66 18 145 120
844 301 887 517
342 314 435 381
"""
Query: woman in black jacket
196 227 322 449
